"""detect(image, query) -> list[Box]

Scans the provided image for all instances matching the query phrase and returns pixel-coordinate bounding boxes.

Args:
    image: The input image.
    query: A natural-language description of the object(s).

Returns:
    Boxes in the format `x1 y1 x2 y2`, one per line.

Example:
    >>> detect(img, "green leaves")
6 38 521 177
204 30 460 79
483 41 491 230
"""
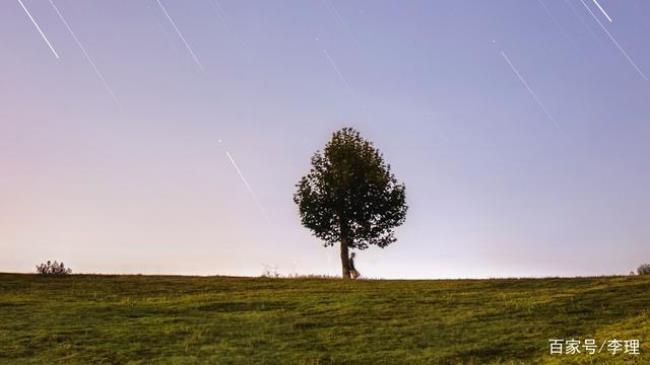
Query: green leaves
294 128 408 250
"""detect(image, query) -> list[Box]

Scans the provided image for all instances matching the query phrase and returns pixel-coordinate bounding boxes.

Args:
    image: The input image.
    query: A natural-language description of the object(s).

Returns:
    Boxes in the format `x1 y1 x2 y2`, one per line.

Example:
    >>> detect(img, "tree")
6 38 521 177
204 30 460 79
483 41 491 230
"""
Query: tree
294 128 408 278
638 264 650 276
36 260 72 275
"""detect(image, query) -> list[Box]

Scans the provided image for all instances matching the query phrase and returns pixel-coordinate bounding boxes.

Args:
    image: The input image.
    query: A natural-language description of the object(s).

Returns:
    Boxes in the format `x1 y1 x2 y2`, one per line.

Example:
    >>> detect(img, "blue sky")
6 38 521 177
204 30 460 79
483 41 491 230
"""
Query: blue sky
2 0 649 278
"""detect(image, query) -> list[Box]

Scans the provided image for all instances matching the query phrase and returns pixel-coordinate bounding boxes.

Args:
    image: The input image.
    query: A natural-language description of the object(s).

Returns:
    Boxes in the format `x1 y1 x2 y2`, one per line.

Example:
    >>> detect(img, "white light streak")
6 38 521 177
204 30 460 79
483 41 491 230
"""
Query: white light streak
562 0 600 41
322 0 347 28
208 0 226 23
500 51 560 131
536 0 572 42
580 0 647 80
48 0 120 108
225 151 270 222
322 48 353 93
155 0 204 70
592 0 612 23
17 0 59 58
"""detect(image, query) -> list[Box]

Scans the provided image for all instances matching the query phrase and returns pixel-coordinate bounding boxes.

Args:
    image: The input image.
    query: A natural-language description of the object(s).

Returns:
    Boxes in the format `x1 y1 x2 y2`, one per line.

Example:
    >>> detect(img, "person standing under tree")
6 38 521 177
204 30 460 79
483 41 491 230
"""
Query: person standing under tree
349 252 360 279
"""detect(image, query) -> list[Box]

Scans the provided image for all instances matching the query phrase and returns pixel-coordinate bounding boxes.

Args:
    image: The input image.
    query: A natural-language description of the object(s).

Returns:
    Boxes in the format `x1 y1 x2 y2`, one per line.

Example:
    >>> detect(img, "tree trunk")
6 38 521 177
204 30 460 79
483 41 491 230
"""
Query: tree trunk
340 238 351 279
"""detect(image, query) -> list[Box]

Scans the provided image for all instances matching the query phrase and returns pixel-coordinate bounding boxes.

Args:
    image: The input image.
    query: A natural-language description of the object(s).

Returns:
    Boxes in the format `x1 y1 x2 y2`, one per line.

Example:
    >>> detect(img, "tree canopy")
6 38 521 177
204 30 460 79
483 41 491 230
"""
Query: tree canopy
294 128 408 278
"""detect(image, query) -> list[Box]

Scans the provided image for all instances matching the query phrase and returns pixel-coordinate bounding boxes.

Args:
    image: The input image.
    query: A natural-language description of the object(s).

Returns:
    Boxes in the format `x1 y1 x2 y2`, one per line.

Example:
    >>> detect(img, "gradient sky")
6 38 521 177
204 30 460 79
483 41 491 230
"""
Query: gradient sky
2 0 650 278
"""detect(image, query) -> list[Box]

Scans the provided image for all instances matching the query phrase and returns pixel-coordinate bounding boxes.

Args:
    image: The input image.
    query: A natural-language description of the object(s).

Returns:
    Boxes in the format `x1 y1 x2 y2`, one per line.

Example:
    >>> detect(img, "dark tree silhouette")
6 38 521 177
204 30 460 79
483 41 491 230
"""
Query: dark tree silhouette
36 260 71 275
294 128 408 278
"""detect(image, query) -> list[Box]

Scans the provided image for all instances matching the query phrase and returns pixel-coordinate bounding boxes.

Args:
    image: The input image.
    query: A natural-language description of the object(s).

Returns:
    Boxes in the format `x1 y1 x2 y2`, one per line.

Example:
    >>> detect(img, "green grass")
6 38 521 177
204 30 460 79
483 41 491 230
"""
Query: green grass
1 273 649 364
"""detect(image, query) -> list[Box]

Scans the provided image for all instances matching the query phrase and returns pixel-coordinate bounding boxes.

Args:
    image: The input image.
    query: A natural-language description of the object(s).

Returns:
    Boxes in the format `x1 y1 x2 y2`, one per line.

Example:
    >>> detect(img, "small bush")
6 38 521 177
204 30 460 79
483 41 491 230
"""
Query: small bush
260 265 280 278
637 264 650 276
36 260 72 275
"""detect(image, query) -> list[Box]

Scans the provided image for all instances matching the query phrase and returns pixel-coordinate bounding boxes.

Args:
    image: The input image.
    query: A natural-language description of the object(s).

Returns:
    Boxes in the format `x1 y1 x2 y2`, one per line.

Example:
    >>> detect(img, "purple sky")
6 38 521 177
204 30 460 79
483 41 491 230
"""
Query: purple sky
2 0 649 278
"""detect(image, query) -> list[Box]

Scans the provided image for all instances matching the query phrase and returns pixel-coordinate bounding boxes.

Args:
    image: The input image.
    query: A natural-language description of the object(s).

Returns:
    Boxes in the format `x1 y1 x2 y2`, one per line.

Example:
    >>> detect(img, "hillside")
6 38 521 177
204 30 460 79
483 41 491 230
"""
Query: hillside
1 273 649 364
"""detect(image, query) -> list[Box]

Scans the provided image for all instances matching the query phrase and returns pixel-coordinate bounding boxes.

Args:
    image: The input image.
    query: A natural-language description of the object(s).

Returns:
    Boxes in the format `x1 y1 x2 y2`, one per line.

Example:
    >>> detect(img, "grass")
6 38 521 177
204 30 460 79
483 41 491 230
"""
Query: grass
1 273 649 364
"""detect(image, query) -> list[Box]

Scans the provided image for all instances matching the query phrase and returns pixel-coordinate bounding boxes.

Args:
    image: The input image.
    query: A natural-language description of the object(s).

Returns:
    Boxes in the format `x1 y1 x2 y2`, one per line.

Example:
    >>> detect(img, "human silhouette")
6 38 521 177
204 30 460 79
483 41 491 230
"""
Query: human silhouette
349 252 360 279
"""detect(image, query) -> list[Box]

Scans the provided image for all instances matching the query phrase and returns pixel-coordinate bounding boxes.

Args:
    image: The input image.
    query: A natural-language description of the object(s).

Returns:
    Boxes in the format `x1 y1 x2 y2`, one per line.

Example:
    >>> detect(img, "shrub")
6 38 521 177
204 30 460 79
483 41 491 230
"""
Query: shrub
36 260 72 275
260 265 280 278
637 264 650 276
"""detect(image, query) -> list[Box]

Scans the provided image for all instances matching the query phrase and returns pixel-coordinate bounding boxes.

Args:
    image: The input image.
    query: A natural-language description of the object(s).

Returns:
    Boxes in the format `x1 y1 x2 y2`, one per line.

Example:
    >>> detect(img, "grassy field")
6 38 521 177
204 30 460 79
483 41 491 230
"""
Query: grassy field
1 273 649 364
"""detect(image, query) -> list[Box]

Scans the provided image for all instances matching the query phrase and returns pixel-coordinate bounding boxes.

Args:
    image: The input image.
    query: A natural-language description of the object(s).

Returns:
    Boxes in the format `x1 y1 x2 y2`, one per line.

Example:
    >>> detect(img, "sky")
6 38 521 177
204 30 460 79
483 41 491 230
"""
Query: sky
2 0 650 279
